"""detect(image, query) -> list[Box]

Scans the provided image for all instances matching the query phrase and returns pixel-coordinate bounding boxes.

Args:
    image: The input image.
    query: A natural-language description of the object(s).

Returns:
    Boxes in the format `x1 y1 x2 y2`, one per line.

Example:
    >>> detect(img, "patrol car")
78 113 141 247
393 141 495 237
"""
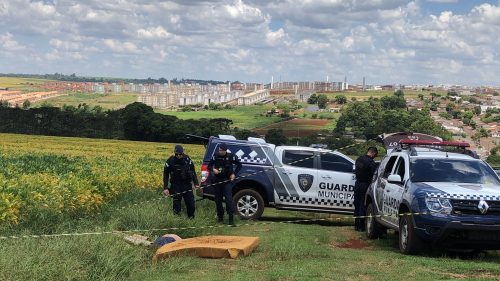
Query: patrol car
200 135 357 220
364 139 500 254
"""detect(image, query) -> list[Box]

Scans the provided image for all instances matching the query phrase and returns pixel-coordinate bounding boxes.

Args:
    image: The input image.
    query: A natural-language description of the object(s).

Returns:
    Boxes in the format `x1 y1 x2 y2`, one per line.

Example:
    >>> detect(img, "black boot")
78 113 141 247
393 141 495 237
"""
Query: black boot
354 218 360 231
228 215 234 226
217 217 223 223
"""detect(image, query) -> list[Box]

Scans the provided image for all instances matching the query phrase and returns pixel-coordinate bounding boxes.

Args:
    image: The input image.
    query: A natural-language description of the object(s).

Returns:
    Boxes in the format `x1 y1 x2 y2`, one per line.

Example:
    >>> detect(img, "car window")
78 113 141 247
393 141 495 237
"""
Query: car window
320 153 353 173
411 158 500 185
383 156 398 178
283 150 315 169
394 157 406 179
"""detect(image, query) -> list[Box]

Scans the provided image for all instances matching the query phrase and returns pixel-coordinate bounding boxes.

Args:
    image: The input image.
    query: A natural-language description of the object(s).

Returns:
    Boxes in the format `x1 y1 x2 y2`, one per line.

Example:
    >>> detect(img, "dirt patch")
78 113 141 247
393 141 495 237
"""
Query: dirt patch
253 118 331 137
330 238 373 250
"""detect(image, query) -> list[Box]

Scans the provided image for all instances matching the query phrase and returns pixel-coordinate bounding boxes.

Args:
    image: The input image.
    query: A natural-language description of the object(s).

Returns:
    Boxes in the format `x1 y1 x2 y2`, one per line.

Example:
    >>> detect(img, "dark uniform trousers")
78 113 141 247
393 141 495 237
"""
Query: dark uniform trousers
353 181 370 230
171 182 195 218
213 179 234 219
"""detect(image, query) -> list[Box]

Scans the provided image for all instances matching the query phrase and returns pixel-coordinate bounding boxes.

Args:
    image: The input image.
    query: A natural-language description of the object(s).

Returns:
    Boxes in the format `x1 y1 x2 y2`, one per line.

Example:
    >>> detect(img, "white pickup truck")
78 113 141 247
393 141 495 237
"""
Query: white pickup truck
200 135 356 219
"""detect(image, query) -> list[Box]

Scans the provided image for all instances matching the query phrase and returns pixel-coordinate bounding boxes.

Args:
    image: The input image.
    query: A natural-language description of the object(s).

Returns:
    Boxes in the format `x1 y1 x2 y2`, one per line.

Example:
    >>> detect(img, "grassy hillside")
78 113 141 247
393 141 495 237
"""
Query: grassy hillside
156 105 281 130
0 133 499 281
0 77 50 91
32 92 140 110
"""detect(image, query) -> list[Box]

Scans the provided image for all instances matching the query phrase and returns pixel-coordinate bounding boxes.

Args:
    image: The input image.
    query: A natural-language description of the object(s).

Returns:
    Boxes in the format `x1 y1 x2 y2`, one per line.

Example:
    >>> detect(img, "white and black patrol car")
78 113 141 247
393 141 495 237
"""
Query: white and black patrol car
365 139 500 254
199 135 357 220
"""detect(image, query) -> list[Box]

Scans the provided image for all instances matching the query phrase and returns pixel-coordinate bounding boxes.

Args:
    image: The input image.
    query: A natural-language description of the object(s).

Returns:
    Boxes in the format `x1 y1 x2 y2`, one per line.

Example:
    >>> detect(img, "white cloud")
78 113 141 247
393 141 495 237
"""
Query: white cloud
0 0 498 85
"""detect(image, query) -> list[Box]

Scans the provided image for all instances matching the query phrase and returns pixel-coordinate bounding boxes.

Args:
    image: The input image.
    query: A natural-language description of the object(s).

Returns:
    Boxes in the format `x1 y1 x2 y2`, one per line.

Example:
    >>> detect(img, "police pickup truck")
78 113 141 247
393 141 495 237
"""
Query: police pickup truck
200 135 356 220
364 139 500 254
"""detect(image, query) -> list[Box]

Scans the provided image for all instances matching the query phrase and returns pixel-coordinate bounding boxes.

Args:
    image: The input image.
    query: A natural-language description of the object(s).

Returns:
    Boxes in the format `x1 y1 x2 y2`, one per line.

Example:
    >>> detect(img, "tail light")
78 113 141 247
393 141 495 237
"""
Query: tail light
201 164 209 183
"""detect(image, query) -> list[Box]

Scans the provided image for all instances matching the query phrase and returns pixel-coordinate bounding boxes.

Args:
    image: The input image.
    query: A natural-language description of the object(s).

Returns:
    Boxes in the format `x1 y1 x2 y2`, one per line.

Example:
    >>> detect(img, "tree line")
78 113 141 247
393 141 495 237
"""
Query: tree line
0 102 233 143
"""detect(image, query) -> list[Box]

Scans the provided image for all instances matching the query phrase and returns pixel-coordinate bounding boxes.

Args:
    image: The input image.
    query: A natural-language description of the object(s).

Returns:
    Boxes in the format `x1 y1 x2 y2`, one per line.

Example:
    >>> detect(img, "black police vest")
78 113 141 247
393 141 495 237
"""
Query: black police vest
213 154 233 178
171 157 191 181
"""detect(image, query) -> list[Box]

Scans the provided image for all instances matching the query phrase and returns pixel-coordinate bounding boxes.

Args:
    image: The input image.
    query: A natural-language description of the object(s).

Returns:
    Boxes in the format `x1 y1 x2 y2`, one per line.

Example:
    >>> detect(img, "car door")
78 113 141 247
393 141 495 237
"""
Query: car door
278 149 318 204
377 155 399 225
316 152 356 211
382 156 407 226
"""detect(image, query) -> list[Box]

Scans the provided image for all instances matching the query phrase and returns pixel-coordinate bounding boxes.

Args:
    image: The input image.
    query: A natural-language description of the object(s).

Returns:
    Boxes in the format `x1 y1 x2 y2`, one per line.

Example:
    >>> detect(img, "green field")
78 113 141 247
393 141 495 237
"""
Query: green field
1 133 500 281
156 105 282 130
0 77 50 91
34 92 140 109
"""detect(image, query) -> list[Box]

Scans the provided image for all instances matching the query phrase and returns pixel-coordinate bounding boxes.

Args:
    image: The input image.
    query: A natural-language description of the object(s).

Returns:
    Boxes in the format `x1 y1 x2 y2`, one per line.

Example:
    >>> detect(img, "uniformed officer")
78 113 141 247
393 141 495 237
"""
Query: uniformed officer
208 143 242 225
163 145 199 219
354 146 378 231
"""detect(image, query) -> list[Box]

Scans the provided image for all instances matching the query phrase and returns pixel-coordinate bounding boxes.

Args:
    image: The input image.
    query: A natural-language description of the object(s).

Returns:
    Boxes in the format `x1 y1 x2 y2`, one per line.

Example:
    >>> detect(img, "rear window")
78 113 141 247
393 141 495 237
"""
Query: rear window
410 158 500 185
283 150 315 169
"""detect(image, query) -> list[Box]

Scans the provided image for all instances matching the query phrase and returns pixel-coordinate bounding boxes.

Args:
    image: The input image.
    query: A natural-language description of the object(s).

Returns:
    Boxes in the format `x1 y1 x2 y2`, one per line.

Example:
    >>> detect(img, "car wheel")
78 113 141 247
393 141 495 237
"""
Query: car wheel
233 189 264 220
366 203 385 239
399 214 423 255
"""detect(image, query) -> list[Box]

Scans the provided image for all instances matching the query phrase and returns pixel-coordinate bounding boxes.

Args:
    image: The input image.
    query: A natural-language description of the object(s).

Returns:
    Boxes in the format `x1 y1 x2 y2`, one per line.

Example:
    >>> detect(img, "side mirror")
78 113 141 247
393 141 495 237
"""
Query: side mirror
387 174 402 184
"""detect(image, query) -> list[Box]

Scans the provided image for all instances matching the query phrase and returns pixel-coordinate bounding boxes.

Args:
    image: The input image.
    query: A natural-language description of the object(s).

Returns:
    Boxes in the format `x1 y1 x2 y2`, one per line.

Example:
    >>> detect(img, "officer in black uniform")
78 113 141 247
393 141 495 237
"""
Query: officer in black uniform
163 145 199 219
354 146 378 231
208 143 242 225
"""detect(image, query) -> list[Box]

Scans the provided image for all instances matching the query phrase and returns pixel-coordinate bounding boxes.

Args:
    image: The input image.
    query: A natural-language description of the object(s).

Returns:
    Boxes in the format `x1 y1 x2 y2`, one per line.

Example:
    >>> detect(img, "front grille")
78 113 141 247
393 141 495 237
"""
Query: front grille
448 230 500 242
451 199 500 216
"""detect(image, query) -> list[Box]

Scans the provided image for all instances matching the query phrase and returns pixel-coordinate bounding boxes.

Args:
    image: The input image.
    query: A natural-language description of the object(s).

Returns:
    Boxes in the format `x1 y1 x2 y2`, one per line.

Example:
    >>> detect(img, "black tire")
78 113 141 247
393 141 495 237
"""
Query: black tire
399 214 423 255
365 203 385 239
233 189 265 220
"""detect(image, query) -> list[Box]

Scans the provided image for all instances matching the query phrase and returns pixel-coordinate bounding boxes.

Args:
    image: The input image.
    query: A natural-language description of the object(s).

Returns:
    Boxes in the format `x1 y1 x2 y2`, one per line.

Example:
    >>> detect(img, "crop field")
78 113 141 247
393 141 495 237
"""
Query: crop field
1 133 499 281
156 105 282 130
33 92 140 109
254 118 332 137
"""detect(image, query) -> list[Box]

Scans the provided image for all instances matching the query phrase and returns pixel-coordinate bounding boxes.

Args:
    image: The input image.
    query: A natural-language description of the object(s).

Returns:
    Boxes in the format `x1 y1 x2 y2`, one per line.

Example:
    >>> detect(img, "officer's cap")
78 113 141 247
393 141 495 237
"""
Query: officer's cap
174 145 184 154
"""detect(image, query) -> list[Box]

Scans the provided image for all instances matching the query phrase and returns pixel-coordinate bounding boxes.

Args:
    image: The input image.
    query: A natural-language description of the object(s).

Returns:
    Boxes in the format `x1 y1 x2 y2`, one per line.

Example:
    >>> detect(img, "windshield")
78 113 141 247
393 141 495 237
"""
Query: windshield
410 158 500 185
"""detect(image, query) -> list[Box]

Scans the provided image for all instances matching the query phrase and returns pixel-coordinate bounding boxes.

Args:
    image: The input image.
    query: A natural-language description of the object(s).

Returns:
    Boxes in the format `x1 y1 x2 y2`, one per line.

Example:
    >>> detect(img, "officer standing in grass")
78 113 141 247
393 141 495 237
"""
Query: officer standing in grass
353 146 378 232
163 145 199 219
208 143 242 225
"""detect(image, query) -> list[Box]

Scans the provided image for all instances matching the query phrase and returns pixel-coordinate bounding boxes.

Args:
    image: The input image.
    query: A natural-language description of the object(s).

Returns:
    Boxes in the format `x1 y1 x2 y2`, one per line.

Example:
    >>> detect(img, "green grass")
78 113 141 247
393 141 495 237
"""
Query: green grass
1 134 500 281
0 77 50 92
33 92 140 109
156 105 282 130
2 199 500 281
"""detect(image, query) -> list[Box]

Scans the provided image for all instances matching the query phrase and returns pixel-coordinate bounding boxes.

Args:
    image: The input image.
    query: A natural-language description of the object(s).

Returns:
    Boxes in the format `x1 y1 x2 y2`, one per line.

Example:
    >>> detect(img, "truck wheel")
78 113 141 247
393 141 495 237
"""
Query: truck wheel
366 203 385 239
399 214 422 255
233 189 264 220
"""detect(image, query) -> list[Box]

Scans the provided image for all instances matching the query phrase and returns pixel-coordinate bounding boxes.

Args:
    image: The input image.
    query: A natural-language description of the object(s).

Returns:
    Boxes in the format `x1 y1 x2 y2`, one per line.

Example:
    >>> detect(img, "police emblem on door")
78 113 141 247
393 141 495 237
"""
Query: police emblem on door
298 174 314 192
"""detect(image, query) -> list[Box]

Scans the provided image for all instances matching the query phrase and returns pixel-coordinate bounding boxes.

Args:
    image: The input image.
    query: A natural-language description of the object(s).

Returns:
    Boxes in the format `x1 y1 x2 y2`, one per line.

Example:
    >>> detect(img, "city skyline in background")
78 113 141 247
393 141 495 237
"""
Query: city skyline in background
0 0 499 86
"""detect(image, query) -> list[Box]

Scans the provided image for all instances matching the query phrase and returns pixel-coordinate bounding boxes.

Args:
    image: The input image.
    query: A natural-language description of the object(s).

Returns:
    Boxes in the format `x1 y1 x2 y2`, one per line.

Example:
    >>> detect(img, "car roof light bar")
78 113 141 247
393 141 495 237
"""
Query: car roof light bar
399 139 470 148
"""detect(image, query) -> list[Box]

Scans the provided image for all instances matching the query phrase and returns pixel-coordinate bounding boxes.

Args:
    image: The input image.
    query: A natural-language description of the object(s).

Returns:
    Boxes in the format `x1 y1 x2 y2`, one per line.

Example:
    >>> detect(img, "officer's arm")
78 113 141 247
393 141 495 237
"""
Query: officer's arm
188 157 199 185
163 159 171 190
232 155 242 175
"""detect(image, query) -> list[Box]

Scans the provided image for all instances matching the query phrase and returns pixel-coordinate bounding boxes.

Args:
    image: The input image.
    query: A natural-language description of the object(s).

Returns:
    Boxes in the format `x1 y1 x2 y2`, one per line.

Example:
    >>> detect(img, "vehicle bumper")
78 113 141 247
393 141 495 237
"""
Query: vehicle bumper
414 214 500 249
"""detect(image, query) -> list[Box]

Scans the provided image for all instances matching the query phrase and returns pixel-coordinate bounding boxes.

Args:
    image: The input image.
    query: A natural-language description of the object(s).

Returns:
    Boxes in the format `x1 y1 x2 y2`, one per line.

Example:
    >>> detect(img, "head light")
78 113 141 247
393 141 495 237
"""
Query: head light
425 197 452 214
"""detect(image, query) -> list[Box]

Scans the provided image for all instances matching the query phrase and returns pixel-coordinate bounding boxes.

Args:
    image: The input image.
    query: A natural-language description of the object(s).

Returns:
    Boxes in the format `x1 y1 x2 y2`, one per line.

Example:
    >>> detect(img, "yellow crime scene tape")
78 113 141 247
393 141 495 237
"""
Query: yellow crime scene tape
2 142 400 241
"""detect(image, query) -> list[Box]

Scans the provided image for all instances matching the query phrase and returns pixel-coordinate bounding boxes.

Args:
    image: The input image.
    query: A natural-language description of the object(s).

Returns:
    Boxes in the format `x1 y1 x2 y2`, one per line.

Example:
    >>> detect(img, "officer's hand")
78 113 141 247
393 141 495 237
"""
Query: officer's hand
194 185 200 189
212 168 219 175
230 174 236 181
163 189 170 197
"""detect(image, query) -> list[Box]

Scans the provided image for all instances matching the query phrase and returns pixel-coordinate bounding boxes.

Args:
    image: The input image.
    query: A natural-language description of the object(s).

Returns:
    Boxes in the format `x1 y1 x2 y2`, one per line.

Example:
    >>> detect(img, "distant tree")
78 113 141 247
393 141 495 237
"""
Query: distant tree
317 94 329 109
0 100 10 108
430 92 437 101
307 94 318 104
474 106 482 115
334 95 347 104
418 94 424 101
265 128 287 145
380 95 406 110
394 89 404 98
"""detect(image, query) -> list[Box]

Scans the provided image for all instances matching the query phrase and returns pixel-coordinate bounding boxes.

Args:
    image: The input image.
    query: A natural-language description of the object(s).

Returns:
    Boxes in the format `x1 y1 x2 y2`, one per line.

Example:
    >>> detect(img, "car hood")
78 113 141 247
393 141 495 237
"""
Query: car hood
415 182 500 197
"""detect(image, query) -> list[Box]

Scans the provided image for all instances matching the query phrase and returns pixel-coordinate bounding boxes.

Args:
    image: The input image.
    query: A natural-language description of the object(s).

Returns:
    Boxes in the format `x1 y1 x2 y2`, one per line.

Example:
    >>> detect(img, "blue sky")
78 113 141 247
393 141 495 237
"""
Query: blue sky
0 0 499 86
